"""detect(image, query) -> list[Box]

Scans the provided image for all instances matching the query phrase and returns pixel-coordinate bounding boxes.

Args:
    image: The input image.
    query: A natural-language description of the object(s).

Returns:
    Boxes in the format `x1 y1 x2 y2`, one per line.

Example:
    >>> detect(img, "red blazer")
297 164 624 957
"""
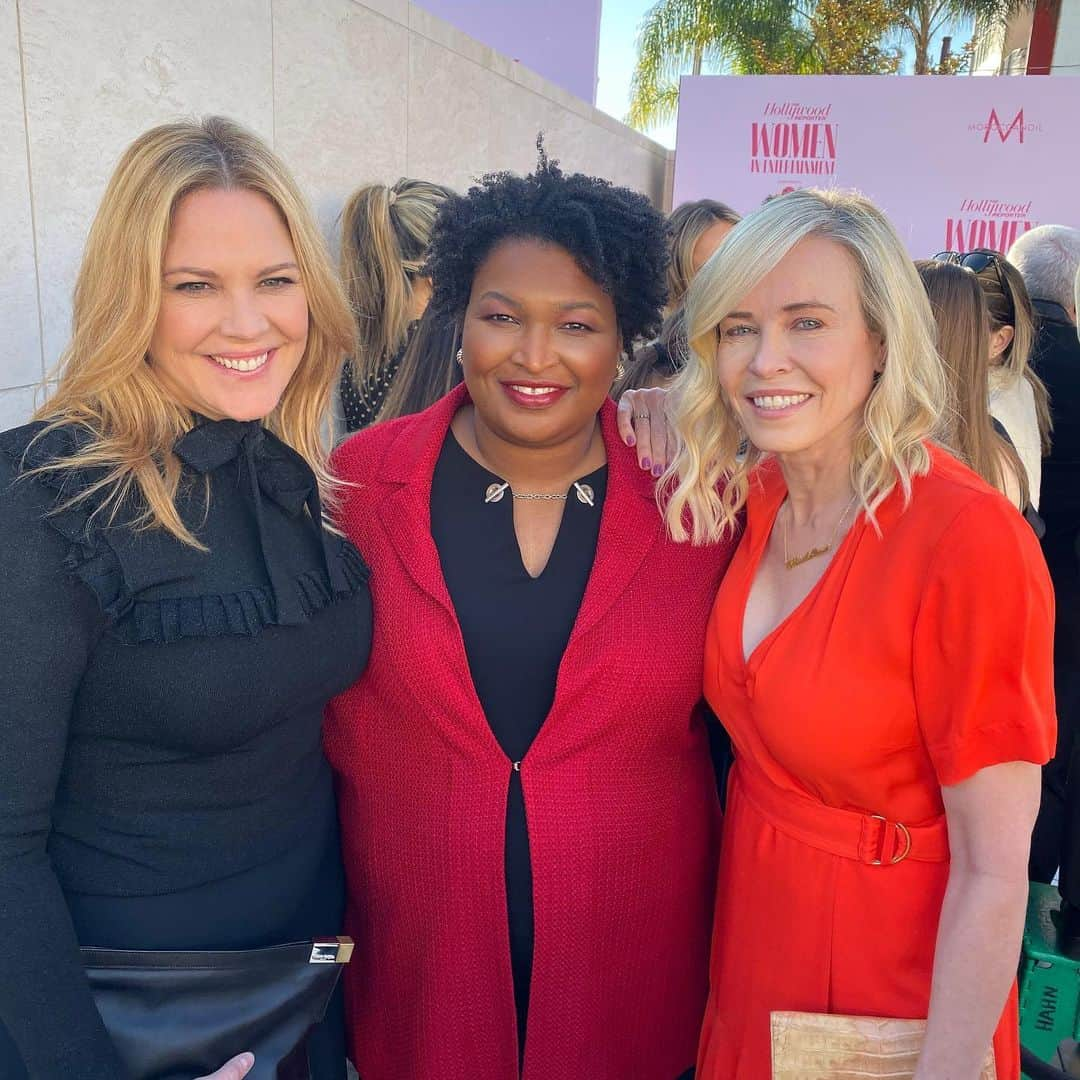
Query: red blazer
325 385 736 1080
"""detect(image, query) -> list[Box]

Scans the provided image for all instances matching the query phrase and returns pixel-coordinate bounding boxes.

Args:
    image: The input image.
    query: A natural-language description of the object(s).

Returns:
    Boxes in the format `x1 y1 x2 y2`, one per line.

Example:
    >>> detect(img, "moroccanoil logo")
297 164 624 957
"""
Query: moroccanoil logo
968 108 1042 144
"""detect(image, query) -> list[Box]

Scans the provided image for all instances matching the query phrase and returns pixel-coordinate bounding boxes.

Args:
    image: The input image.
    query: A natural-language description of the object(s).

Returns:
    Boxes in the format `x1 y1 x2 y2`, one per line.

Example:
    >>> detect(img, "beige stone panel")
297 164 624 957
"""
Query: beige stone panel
350 0 408 28
508 56 592 121
274 0 408 249
598 133 668 204
406 35 490 192
407 3 490 68
491 99 662 205
0 384 40 430
488 82 571 176
0 1 43 388
19 0 273 367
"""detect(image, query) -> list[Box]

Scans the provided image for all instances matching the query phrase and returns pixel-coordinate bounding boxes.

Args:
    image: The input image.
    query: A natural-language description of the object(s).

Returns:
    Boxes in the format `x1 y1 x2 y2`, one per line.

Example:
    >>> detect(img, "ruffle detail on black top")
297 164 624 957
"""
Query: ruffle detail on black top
0 422 135 624
0 422 370 644
119 539 369 645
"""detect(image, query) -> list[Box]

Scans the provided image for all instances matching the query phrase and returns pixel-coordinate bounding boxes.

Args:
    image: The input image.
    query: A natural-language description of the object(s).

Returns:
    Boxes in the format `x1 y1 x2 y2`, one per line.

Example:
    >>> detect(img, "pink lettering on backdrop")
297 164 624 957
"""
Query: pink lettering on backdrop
750 120 837 175
985 108 1025 143
673 75 1077 258
944 219 1036 254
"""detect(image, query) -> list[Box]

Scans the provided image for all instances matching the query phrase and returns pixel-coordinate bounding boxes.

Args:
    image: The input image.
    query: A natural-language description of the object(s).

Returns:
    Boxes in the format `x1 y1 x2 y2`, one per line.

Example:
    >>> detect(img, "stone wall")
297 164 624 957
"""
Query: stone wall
0 0 670 427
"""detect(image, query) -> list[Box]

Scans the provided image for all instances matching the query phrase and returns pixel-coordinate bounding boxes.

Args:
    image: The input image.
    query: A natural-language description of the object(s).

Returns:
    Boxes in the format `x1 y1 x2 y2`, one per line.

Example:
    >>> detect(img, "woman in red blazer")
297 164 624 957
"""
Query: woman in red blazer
324 153 735 1080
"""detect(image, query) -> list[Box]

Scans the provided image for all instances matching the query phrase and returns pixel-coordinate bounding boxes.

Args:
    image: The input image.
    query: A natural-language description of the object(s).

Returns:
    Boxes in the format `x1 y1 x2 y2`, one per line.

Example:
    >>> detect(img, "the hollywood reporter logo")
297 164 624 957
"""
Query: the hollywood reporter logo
944 199 1037 253
969 108 1042 144
750 102 837 176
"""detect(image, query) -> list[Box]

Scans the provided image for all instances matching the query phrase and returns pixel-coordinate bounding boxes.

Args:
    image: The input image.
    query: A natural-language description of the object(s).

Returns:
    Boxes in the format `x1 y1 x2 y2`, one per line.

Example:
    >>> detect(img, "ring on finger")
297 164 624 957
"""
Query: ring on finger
633 412 651 420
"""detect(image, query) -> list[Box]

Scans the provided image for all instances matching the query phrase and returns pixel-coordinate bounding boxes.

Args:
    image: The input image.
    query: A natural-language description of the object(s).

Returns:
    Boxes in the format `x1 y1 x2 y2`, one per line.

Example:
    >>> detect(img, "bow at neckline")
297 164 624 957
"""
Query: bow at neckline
173 419 349 625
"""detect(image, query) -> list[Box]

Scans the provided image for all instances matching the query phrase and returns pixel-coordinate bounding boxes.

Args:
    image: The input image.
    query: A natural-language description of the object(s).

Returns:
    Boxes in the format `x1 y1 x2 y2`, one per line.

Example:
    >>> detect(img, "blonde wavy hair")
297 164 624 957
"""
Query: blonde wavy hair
664 188 948 544
30 116 355 547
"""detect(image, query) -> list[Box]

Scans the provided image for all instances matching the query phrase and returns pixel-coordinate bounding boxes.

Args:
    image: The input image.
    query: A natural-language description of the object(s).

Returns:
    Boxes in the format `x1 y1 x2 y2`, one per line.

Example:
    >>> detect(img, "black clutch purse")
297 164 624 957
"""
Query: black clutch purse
82 938 353 1080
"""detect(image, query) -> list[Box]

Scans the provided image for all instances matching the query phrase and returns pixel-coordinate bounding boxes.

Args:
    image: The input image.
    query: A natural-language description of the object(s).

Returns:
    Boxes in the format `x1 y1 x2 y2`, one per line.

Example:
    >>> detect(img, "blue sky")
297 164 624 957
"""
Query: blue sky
595 1 973 149
596 1 679 147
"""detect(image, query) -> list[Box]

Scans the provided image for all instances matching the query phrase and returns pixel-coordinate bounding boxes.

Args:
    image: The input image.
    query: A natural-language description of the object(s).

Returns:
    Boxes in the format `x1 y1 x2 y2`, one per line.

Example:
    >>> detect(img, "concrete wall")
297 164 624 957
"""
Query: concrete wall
0 0 669 428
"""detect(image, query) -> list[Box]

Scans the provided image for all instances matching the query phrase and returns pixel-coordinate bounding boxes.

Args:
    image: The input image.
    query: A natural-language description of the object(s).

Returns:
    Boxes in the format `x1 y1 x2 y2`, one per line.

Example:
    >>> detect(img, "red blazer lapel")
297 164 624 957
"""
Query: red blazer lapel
371 386 468 618
371 389 663 644
565 400 663 647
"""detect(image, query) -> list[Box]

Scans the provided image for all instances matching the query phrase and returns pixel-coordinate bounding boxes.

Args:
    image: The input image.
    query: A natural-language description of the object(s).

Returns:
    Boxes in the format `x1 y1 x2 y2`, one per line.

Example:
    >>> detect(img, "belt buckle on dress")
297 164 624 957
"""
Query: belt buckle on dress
867 814 913 865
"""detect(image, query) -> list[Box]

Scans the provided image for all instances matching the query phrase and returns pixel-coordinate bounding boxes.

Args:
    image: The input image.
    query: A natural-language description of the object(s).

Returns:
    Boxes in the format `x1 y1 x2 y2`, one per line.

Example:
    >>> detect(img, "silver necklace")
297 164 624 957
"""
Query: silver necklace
484 482 596 507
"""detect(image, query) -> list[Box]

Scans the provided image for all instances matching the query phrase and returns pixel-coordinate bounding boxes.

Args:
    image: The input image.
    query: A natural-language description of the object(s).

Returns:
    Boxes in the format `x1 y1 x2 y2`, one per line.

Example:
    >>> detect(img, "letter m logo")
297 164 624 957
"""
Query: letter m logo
985 108 1025 144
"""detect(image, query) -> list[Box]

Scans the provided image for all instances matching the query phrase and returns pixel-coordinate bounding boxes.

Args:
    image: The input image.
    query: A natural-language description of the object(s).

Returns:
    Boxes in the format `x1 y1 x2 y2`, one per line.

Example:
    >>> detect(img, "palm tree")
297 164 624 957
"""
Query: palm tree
627 0 1035 132
627 0 807 129
890 0 1033 74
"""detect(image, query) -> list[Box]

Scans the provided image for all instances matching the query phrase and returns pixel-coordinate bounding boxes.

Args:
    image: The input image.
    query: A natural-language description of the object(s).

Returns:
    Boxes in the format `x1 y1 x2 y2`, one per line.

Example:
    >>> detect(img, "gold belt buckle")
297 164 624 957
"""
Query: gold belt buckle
869 814 912 865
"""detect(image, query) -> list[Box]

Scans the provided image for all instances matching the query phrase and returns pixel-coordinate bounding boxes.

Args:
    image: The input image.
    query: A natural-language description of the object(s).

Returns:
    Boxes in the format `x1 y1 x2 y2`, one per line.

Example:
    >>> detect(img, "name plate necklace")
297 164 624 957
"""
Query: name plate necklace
782 493 858 571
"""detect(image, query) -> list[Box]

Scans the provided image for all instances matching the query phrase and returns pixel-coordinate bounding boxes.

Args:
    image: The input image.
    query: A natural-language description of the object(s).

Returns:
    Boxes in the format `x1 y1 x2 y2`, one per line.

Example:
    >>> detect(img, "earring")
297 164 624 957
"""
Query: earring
615 360 626 380
456 348 463 366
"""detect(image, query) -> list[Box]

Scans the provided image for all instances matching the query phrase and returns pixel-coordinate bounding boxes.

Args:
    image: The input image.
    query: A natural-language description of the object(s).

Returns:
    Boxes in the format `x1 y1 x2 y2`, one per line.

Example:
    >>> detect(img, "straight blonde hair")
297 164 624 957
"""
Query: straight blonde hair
978 256 1052 456
30 116 355 547
916 260 1029 507
339 178 452 390
664 188 947 544
667 199 741 310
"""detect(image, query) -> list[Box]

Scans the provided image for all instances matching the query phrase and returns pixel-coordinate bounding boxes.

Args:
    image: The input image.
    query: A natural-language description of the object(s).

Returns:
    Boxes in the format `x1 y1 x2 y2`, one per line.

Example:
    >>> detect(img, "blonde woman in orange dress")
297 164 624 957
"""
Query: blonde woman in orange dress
621 189 1055 1079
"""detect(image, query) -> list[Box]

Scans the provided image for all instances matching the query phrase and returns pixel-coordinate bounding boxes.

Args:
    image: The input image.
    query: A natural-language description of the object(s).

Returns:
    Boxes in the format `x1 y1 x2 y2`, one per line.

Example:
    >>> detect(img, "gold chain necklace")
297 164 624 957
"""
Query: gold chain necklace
782 493 859 571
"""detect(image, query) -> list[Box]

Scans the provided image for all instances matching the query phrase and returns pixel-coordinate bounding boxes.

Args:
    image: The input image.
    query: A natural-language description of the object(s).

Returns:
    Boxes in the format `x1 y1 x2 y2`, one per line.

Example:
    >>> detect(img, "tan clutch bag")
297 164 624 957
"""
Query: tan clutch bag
771 1011 997 1079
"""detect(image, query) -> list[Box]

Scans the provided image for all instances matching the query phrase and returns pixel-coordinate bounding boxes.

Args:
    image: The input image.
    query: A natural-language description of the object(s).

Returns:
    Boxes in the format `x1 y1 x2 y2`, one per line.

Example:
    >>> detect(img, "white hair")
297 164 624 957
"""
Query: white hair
1007 225 1080 315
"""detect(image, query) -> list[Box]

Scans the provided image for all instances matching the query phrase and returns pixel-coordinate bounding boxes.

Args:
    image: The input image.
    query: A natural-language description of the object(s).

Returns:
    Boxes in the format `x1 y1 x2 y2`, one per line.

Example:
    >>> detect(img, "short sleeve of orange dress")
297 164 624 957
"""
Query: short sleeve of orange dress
912 492 1056 788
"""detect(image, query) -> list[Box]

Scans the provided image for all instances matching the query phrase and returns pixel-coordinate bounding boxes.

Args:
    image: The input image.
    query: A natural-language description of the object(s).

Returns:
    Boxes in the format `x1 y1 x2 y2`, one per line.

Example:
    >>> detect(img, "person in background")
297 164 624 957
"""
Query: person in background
1007 225 1080 904
935 248 1049 507
1075 262 1080 334
667 199 742 313
324 151 736 1080
0 117 372 1080
371 302 462 422
617 198 741 394
338 177 453 430
623 189 1054 1079
915 259 1030 513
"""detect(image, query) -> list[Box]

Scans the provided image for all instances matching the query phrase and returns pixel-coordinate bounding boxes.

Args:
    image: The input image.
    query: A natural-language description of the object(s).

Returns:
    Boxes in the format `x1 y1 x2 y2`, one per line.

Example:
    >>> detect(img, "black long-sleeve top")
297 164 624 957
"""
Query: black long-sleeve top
0 418 372 1078
429 432 606 1060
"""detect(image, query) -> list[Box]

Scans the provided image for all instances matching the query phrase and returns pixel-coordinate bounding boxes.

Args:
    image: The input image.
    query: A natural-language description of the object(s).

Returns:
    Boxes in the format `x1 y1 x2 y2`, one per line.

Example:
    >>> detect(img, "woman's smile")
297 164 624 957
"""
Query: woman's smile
745 390 813 417
499 380 570 409
205 346 278 376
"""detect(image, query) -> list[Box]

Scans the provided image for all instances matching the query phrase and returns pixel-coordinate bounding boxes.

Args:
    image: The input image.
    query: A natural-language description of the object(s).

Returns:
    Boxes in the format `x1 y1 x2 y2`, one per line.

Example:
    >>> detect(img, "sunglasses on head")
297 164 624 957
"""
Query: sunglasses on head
933 249 1015 322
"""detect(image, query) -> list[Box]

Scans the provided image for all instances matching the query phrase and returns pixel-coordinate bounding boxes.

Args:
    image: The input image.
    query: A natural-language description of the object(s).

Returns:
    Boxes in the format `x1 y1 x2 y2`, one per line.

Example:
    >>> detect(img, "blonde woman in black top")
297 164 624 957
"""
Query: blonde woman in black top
0 117 371 1080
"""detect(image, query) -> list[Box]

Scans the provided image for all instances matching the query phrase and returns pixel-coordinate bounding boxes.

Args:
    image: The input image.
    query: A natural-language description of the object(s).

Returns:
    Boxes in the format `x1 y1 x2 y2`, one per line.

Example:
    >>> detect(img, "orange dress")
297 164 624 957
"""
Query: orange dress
698 448 1056 1079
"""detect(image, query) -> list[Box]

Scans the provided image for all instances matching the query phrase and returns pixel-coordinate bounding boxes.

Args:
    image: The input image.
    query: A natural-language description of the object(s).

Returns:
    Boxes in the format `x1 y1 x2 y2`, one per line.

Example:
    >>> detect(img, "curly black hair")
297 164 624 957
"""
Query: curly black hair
425 139 669 360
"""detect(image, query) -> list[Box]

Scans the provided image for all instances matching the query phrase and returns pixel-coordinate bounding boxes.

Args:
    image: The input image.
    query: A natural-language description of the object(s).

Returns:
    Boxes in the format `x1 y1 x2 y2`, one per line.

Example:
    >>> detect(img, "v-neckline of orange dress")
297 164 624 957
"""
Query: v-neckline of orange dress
738 461 868 670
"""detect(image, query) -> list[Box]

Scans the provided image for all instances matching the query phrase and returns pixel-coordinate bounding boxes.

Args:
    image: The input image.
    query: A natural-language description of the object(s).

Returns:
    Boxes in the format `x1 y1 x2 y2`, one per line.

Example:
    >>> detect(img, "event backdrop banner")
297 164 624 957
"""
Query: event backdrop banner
673 75 1079 257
